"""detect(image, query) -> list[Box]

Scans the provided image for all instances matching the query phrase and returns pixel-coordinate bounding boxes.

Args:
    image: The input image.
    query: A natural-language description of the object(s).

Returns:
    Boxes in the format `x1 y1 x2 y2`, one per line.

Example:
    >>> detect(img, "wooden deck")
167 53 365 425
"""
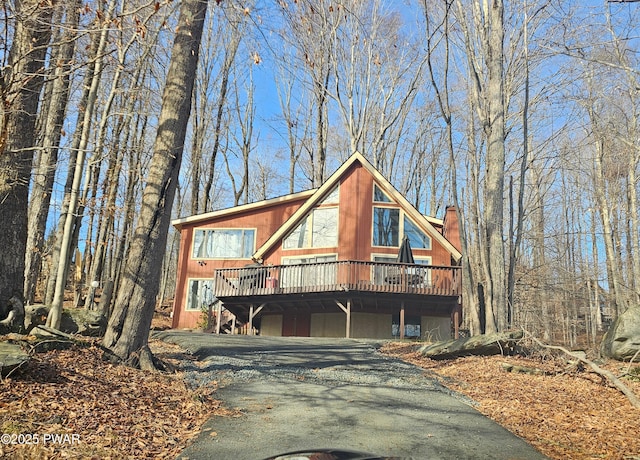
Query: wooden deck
214 260 461 299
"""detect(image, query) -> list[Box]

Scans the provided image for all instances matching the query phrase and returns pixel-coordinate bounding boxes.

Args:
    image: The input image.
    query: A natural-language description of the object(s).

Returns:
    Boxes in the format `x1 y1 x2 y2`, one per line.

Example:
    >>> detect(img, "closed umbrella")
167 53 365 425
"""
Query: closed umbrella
397 235 414 264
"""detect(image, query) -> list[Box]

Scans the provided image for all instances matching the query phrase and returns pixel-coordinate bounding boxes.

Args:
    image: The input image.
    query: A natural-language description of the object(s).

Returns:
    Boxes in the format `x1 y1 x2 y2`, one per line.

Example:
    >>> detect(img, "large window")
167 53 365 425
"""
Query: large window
372 255 432 285
192 228 255 259
372 207 431 249
186 279 216 311
283 207 338 249
404 215 431 249
281 255 337 288
373 207 400 246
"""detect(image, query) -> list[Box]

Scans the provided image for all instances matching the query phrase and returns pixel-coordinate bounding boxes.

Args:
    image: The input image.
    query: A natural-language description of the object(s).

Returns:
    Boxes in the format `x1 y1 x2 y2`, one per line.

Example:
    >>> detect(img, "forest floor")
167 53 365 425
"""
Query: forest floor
1 306 639 459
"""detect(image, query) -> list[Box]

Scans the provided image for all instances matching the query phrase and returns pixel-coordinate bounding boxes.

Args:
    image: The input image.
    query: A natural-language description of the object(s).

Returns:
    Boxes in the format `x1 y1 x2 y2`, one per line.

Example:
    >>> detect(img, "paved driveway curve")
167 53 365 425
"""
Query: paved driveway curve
155 332 547 460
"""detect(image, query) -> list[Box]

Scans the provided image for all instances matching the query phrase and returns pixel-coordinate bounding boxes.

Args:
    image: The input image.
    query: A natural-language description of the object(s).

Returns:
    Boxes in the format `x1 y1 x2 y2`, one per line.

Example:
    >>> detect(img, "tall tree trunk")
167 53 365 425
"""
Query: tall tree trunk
592 136 626 316
203 31 241 212
482 0 507 332
24 0 79 305
47 0 117 329
0 0 54 309
102 0 208 366
422 0 480 334
43 19 103 306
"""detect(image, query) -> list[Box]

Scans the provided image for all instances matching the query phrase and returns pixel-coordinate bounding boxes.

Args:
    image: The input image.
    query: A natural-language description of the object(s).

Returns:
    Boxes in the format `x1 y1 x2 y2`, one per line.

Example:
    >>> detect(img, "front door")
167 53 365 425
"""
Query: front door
282 312 311 337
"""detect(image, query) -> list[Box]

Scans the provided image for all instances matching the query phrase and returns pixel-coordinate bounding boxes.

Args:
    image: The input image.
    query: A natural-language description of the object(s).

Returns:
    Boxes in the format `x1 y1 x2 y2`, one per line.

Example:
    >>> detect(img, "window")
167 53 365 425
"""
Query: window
371 255 431 285
192 229 255 259
372 208 432 250
373 207 400 246
283 207 338 249
322 185 340 204
404 215 431 249
373 184 392 203
392 314 422 338
281 255 337 288
186 279 216 311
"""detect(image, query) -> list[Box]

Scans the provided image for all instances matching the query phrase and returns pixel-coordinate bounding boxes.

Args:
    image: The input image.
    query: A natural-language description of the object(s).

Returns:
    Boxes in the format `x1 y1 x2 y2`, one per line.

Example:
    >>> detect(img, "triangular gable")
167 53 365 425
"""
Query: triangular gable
253 152 462 263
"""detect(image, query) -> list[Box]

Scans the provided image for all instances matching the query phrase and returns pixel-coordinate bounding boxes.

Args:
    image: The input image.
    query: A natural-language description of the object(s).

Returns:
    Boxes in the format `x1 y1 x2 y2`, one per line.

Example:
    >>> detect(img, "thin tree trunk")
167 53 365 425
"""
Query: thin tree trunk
103 0 208 366
47 0 117 329
592 135 625 316
203 30 241 212
25 0 79 305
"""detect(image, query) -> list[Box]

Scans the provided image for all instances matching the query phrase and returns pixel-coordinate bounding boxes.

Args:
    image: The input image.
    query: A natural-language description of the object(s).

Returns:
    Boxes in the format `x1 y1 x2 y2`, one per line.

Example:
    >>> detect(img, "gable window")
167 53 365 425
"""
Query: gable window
322 185 340 204
192 228 255 259
404 215 431 249
373 184 392 203
373 207 400 246
372 208 432 249
186 278 216 311
283 207 338 249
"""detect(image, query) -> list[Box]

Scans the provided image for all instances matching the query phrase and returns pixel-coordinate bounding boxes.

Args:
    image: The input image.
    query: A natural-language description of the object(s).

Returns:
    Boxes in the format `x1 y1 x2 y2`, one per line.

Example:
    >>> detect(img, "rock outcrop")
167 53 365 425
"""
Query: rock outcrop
601 306 640 361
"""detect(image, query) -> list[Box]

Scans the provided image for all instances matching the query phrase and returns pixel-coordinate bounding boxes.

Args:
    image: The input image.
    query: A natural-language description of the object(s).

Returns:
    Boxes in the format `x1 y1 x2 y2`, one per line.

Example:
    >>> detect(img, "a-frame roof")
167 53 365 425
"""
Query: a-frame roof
253 152 462 263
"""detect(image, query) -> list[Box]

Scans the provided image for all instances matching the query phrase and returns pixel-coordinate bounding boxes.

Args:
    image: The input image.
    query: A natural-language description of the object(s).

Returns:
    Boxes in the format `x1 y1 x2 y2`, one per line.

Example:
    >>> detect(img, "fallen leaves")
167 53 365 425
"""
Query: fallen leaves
0 339 224 459
382 342 640 460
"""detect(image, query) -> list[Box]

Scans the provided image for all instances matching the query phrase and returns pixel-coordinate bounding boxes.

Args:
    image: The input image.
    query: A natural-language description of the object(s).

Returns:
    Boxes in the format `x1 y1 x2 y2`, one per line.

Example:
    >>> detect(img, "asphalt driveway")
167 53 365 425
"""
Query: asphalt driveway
155 331 548 460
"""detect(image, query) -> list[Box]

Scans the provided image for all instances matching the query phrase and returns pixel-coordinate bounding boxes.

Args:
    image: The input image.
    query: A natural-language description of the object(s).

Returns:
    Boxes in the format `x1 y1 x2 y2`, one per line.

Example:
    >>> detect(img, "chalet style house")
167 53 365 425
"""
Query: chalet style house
171 153 463 340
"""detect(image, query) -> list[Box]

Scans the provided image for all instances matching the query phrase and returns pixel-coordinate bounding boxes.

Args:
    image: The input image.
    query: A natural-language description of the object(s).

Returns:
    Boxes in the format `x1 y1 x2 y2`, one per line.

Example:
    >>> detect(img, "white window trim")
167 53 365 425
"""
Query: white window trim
371 207 432 250
282 206 339 250
281 253 338 265
371 254 432 265
372 183 393 203
191 227 256 260
185 277 216 311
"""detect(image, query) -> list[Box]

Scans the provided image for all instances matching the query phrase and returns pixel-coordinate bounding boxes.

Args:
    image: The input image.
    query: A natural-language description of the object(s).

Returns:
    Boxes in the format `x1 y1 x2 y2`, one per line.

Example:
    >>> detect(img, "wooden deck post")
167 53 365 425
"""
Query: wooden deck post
335 299 352 338
248 305 254 336
248 303 265 336
346 298 351 338
215 301 222 334
400 301 405 340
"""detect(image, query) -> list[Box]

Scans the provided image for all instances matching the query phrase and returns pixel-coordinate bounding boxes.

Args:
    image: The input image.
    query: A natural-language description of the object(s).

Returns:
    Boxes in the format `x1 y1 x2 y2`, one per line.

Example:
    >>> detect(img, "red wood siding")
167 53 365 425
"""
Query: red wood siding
171 197 309 329
262 162 454 266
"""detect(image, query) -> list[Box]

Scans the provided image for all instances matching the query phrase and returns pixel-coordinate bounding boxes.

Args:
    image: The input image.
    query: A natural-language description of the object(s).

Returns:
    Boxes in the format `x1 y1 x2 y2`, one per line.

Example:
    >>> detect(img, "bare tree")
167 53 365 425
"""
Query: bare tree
276 0 338 186
24 0 80 305
454 0 507 332
0 0 54 312
201 5 245 212
47 0 119 329
222 62 255 206
103 0 208 367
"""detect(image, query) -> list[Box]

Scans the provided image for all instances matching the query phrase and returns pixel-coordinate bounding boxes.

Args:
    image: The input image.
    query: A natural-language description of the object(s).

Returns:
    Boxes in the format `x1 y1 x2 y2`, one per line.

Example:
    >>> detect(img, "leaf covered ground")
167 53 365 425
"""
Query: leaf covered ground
2 334 639 459
0 339 231 460
381 342 640 460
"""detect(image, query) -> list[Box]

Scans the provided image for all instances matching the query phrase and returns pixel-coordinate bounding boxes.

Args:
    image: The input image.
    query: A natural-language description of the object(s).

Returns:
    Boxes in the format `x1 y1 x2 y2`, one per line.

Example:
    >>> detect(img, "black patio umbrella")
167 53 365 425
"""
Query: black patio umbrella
397 235 415 264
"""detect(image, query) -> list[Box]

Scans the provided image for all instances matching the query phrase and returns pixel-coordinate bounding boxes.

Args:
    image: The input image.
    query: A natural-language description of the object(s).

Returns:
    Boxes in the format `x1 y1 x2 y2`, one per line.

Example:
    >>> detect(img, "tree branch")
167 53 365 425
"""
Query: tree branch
526 332 640 409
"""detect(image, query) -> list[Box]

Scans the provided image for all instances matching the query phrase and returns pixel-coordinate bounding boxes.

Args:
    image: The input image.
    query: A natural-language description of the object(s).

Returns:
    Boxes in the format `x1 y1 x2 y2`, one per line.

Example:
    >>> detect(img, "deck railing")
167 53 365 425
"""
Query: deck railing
213 260 461 298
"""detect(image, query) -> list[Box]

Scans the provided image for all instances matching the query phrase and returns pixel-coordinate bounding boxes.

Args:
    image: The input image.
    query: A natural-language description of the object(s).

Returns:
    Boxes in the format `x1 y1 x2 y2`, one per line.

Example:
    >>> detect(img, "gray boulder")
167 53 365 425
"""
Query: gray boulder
419 330 524 360
0 341 29 377
601 306 640 361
